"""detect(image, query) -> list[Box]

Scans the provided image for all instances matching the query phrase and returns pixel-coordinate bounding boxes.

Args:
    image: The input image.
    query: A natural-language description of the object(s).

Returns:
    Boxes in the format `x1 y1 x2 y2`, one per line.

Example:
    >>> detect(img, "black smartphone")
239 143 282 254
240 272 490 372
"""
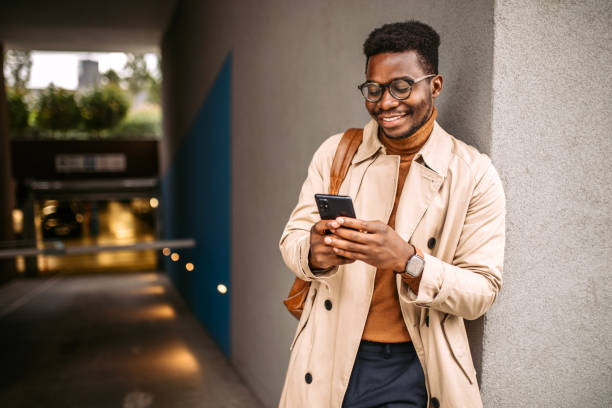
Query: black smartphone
314 194 356 220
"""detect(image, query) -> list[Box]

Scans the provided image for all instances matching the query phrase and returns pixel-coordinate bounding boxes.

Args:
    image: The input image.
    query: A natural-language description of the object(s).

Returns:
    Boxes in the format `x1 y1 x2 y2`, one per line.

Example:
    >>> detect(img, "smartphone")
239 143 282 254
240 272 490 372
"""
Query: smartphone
314 194 356 220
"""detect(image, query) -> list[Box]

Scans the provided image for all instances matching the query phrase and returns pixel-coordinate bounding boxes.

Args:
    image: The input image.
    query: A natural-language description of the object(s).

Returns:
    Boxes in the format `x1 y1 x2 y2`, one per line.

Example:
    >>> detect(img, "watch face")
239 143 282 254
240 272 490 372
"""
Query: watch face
406 256 425 277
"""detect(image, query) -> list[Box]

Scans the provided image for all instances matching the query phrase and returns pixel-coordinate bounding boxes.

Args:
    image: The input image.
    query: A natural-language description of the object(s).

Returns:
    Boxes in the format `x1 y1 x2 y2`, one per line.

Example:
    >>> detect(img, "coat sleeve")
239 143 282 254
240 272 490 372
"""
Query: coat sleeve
399 161 506 320
279 135 343 282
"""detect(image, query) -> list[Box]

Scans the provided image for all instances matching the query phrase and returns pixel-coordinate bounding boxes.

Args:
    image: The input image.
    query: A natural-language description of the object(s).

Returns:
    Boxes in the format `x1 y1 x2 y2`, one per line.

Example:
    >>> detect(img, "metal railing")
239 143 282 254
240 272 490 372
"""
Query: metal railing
0 239 196 259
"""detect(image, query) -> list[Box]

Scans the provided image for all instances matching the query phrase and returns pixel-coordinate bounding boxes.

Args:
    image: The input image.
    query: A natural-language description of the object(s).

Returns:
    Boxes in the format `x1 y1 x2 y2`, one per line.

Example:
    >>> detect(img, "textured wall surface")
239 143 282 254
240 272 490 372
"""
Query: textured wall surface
162 1 495 406
482 1 612 407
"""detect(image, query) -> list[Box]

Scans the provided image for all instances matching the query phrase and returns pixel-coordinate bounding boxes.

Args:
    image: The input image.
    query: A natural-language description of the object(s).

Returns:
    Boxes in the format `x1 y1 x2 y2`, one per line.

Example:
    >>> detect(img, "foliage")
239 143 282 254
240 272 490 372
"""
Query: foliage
6 89 30 131
101 69 121 86
80 84 130 132
147 76 161 104
123 53 161 104
36 84 81 133
147 54 161 104
7 51 161 140
123 54 152 95
116 104 161 138
4 50 32 91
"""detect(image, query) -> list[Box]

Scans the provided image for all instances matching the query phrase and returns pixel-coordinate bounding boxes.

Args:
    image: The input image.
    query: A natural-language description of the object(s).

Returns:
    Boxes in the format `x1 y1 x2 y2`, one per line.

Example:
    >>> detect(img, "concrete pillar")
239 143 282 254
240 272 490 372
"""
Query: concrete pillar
480 1 612 407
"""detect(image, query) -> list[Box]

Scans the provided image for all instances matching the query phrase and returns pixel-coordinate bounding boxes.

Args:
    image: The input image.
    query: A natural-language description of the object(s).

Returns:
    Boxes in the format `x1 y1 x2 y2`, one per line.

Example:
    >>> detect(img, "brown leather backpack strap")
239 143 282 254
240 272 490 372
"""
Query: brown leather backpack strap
329 128 363 195
283 127 363 320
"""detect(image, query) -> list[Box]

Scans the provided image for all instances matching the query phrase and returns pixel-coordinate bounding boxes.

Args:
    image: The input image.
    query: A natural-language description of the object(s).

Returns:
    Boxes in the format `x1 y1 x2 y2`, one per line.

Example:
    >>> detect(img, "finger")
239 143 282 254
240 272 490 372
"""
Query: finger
332 227 374 244
336 217 378 233
336 257 355 265
313 251 354 268
332 247 366 261
313 220 334 234
324 235 368 253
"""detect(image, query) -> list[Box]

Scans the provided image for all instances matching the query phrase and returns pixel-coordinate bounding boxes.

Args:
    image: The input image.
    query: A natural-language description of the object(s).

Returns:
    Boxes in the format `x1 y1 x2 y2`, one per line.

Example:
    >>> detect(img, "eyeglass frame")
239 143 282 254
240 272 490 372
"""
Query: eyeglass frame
357 74 437 102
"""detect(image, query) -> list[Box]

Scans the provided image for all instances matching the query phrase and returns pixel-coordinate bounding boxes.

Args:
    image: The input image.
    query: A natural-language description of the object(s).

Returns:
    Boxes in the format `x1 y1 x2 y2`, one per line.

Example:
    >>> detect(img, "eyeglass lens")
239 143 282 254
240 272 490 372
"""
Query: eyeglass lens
361 78 413 102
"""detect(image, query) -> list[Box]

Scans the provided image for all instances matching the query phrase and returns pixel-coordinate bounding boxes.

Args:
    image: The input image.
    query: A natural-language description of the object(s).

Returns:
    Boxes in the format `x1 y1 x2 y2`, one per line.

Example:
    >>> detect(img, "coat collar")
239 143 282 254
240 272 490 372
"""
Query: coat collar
352 119 453 178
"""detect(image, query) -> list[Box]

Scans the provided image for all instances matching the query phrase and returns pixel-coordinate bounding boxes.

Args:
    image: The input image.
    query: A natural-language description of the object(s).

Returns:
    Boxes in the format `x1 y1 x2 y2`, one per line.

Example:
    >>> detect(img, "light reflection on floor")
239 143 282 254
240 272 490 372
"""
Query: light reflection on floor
131 284 166 296
0 272 262 407
154 344 201 375
128 303 177 321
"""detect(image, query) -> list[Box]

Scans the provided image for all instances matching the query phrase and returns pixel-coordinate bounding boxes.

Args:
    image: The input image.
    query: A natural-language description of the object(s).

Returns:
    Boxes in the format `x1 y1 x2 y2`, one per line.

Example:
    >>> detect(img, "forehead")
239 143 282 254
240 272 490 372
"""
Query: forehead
366 51 426 82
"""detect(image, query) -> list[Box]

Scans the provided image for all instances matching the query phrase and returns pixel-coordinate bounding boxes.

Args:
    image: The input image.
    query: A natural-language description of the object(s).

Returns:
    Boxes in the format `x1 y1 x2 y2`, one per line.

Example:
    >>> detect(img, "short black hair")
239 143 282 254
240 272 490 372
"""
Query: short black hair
363 21 440 74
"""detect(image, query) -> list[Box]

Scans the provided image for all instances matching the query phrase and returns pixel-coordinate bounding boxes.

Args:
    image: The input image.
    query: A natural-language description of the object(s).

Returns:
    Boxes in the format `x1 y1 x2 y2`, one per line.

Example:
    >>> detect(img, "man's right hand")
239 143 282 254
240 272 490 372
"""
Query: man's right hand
308 220 355 271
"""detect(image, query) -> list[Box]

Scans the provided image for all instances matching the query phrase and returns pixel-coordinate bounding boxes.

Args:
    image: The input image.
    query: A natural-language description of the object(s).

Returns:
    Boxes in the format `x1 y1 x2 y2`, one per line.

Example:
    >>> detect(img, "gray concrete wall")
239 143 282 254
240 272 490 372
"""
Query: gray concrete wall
162 1 495 406
481 1 612 407
164 1 612 406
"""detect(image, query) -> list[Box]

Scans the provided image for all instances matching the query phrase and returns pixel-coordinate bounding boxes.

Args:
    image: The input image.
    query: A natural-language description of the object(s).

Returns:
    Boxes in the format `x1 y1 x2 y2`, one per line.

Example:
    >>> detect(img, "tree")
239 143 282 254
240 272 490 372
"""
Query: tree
101 69 121 86
36 84 81 134
6 89 30 133
80 84 130 133
123 53 152 95
147 54 161 104
4 50 32 92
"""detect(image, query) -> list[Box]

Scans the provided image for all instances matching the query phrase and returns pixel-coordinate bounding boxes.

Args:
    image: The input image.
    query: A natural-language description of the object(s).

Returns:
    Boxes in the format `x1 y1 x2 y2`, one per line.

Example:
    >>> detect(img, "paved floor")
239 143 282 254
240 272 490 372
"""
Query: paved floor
0 272 263 408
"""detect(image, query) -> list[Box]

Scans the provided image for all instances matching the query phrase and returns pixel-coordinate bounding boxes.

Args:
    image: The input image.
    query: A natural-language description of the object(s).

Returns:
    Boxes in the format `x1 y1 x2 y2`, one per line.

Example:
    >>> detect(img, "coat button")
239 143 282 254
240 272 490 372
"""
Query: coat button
425 315 429 327
324 299 332 310
428 237 436 249
305 372 313 384
430 397 440 408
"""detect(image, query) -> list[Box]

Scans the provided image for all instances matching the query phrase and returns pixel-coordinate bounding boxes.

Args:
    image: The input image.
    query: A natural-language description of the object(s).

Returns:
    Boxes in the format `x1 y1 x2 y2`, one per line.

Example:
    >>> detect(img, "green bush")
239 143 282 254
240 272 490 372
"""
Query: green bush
6 90 29 131
116 105 161 138
80 85 130 132
36 85 80 133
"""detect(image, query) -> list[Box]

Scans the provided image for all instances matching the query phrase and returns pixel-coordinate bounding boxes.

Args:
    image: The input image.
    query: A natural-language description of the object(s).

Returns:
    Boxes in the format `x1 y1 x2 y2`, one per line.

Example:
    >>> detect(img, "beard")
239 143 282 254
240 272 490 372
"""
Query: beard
377 100 433 140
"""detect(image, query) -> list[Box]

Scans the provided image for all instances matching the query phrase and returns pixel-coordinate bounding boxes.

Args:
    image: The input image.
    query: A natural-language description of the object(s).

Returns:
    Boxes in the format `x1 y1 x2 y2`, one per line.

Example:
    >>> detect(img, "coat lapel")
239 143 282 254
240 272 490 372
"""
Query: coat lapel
394 162 444 241
389 121 453 241
343 120 398 225
343 119 452 240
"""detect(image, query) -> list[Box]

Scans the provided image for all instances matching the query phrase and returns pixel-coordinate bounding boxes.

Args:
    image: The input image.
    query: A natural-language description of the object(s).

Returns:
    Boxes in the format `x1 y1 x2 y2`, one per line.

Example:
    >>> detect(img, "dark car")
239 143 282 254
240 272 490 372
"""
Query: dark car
41 202 84 239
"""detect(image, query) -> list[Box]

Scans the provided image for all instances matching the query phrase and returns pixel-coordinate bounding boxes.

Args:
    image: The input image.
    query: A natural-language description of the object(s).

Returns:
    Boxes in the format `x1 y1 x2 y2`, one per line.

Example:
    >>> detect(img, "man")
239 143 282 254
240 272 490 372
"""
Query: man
279 21 505 408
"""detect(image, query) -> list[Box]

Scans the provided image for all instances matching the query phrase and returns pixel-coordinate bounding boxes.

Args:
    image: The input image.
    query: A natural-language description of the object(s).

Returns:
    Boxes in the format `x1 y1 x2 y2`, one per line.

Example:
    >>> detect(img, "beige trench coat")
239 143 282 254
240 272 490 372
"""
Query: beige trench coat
279 119 505 408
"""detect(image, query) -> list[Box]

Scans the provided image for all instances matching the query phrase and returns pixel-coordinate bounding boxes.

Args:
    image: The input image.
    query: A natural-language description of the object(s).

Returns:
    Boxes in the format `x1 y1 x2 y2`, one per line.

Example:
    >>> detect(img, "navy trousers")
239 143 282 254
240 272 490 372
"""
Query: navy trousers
341 340 428 408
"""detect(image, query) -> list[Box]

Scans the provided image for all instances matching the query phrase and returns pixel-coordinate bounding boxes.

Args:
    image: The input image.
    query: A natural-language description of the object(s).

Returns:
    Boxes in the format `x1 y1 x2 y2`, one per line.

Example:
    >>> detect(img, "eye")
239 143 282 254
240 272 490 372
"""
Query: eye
366 84 382 96
391 79 412 94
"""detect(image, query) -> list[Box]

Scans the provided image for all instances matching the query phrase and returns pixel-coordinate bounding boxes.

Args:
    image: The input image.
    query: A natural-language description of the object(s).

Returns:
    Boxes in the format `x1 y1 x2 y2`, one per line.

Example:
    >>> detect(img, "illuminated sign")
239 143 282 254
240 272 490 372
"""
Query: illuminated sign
55 154 126 173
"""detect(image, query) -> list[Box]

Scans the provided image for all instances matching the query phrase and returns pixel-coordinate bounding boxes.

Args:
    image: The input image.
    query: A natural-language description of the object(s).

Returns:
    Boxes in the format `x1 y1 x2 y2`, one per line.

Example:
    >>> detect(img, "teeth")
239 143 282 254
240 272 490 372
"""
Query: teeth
382 116 402 122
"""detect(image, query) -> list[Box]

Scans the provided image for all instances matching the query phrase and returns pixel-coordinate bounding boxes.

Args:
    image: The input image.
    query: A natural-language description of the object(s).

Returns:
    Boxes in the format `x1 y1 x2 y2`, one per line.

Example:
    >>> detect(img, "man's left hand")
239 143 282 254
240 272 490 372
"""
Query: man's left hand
325 217 415 272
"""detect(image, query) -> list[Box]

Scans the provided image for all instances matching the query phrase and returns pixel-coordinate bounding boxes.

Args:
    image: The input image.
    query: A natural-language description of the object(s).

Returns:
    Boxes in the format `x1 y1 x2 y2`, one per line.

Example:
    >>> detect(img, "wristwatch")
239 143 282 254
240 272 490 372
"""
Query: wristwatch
404 245 425 278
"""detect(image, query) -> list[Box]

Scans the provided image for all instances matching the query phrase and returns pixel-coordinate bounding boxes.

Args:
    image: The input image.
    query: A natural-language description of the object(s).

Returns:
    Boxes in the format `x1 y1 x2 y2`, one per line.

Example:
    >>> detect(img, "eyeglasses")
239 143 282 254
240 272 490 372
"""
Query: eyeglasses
357 74 436 102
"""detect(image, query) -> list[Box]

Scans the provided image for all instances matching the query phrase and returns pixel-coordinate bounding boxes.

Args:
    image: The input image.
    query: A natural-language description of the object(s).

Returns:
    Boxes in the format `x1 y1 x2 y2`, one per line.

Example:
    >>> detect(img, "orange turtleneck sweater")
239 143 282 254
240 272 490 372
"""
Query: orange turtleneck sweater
361 107 437 343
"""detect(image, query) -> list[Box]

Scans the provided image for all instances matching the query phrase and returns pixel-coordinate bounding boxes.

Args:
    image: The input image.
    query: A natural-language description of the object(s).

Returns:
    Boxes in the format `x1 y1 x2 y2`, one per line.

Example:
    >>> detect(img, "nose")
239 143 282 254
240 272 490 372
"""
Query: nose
378 87 399 110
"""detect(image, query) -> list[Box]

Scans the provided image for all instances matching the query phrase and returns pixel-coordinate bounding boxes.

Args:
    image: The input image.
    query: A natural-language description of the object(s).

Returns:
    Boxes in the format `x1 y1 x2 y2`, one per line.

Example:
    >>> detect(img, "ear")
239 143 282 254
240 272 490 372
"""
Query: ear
431 75 443 99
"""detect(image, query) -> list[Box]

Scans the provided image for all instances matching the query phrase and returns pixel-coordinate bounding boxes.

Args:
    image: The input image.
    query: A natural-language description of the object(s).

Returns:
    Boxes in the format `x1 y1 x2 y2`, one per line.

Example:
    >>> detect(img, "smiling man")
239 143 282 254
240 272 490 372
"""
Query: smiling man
279 21 505 408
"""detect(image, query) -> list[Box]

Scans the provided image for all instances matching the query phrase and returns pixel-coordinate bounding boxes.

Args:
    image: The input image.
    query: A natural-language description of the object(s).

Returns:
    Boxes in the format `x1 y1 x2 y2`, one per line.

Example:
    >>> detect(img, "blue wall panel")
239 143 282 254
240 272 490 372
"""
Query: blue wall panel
161 54 231 356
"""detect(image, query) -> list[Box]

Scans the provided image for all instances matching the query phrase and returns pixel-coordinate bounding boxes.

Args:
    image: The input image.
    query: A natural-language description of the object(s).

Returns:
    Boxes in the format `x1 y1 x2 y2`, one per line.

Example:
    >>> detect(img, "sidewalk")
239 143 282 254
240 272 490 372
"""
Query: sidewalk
0 272 263 408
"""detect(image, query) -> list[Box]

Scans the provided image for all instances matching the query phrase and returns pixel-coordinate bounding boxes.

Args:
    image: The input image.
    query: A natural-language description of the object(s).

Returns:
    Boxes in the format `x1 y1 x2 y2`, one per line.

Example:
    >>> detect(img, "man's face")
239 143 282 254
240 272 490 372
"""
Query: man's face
365 50 442 139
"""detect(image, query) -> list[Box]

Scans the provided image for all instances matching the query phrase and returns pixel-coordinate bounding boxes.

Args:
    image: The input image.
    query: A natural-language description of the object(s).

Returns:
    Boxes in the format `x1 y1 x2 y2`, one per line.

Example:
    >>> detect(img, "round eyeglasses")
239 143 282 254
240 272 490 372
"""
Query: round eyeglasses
357 74 436 102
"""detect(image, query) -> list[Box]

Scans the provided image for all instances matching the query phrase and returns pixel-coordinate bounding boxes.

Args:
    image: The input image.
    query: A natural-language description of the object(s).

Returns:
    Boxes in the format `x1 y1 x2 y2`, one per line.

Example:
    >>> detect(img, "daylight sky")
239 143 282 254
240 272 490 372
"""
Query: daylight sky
22 51 159 90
